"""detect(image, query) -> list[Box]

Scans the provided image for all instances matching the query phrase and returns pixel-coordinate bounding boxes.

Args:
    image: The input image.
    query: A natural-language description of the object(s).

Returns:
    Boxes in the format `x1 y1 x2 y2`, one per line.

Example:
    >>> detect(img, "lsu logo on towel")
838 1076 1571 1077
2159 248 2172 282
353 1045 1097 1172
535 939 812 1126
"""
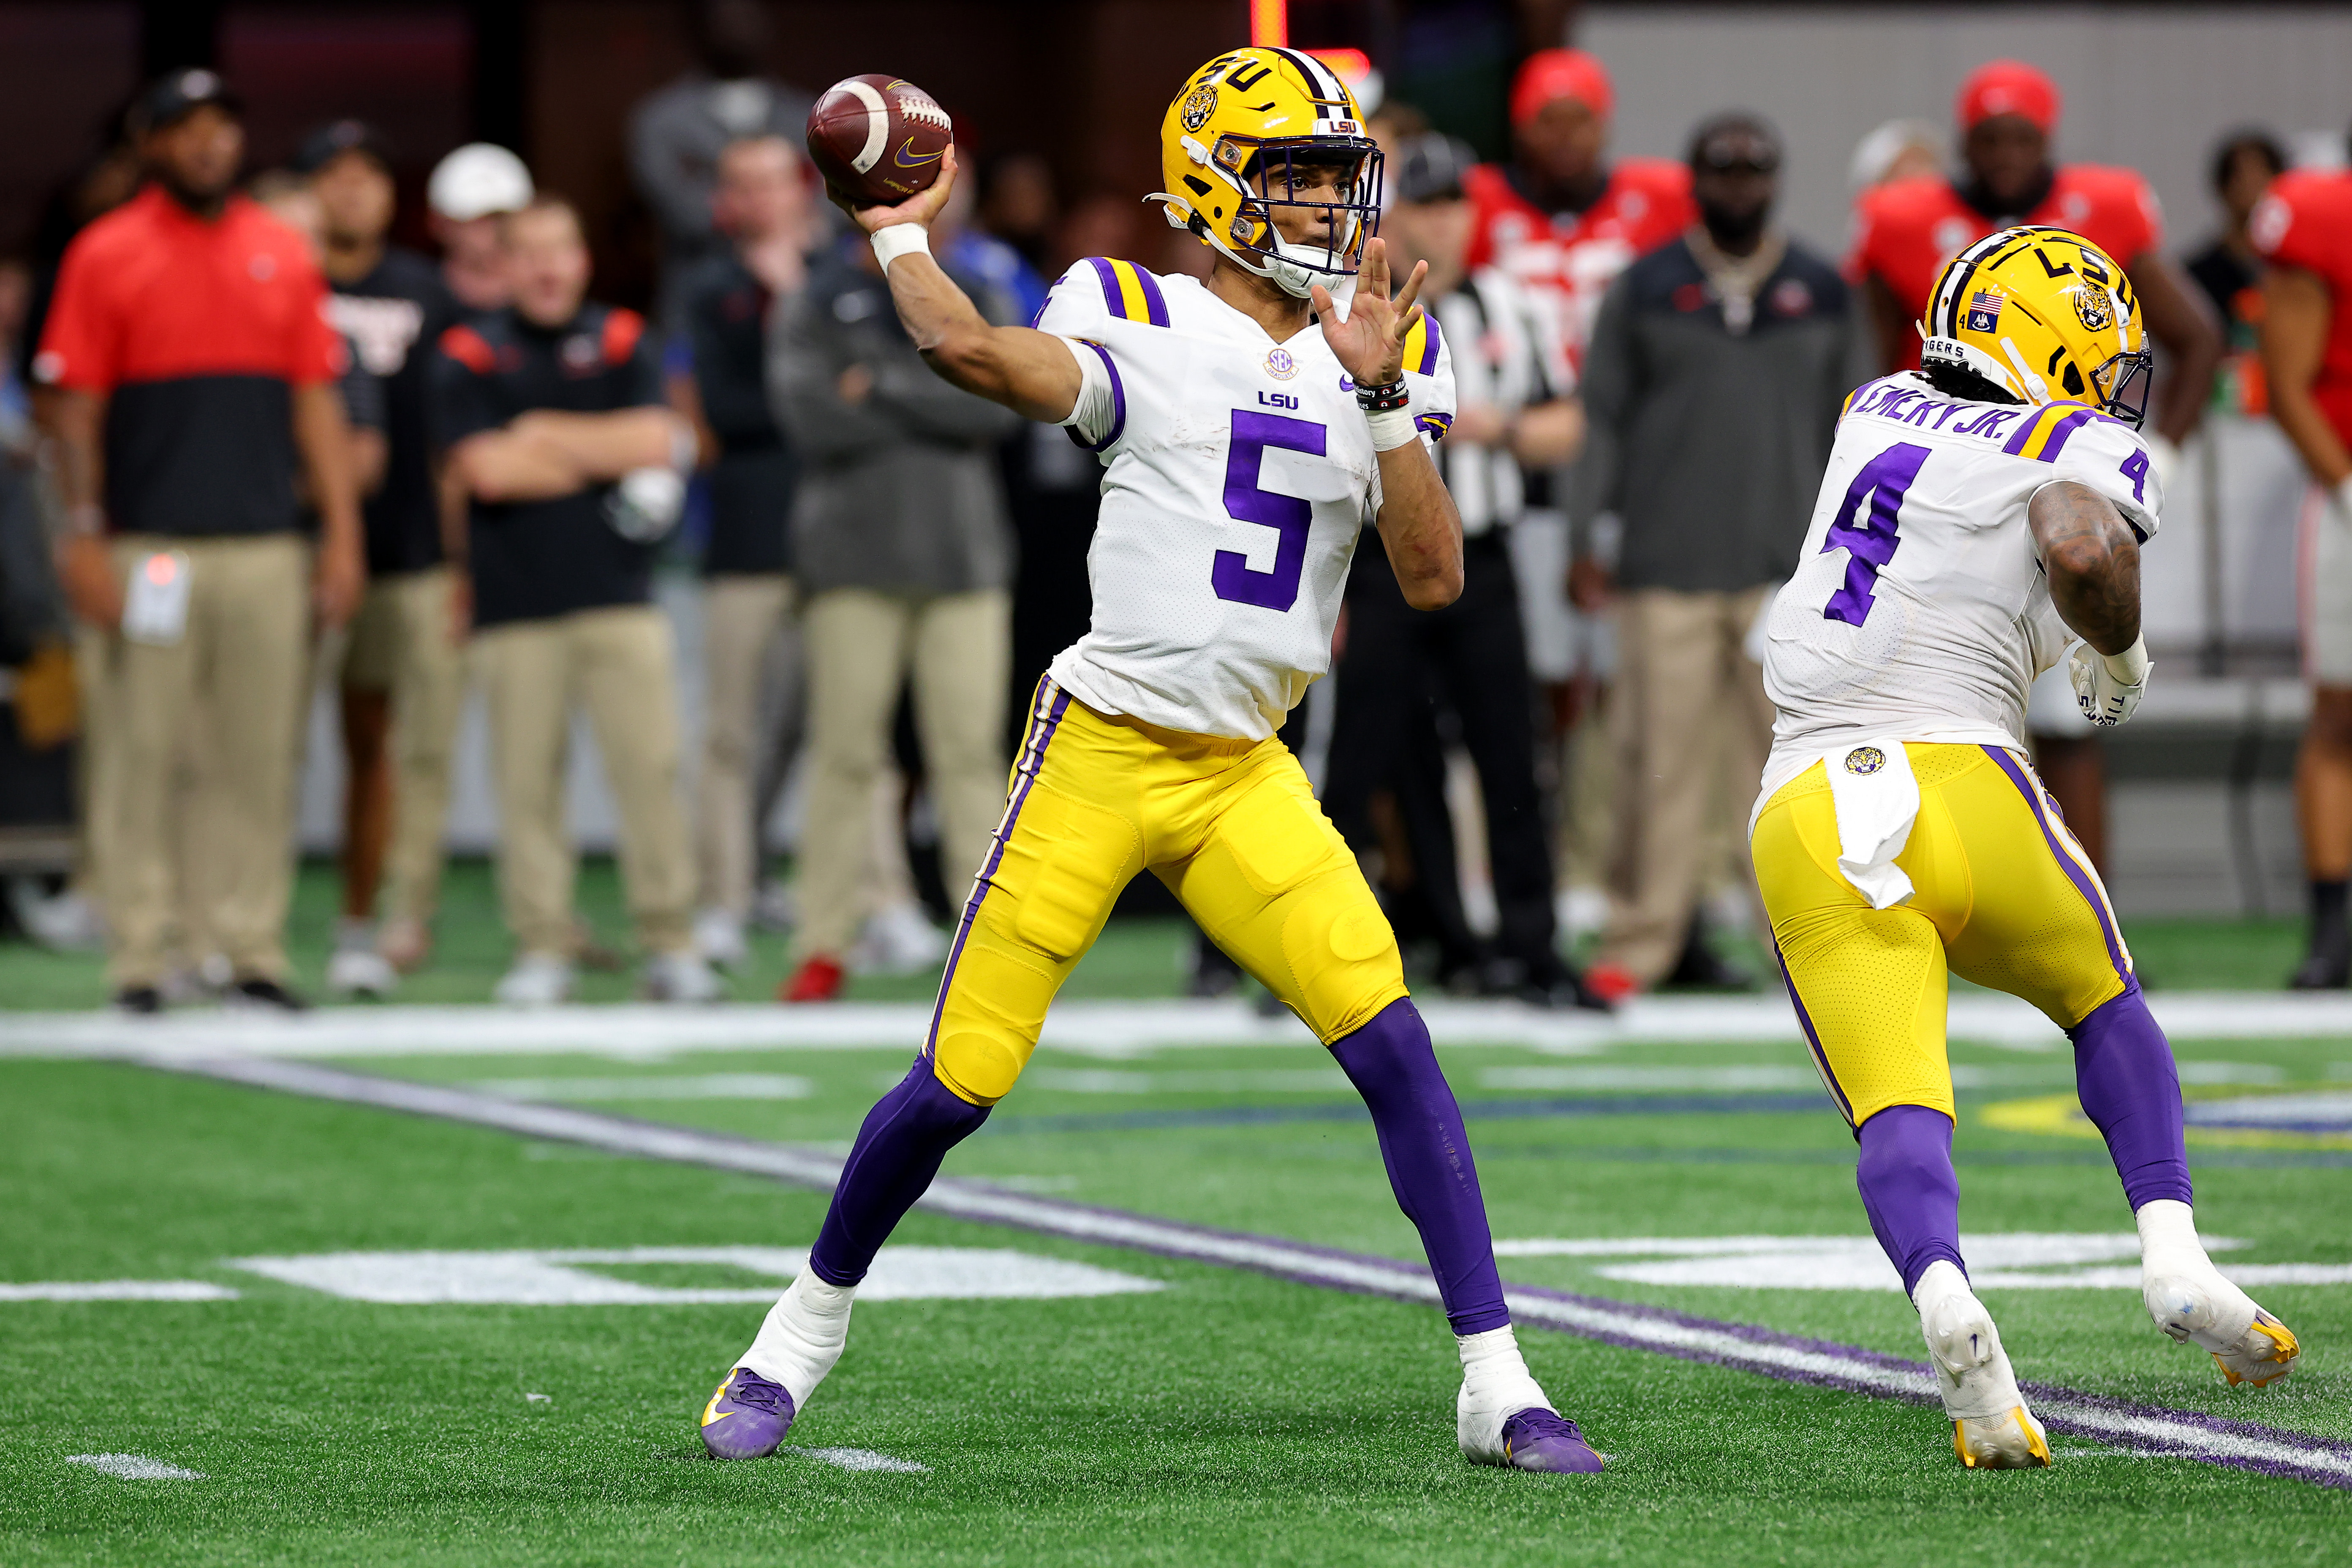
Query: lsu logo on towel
1844 746 1886 776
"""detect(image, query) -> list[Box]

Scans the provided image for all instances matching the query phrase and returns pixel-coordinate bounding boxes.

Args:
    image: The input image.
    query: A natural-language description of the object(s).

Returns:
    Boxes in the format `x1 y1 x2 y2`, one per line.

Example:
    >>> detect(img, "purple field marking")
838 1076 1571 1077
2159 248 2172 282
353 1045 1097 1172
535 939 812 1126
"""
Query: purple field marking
146 1054 2352 1491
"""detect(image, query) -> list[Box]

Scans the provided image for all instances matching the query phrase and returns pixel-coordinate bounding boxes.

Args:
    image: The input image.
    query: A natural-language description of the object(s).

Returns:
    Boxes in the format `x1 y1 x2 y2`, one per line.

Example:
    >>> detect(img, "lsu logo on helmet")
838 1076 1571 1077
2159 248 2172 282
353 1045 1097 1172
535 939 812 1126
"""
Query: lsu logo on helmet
1150 46 1382 300
1918 226 2154 427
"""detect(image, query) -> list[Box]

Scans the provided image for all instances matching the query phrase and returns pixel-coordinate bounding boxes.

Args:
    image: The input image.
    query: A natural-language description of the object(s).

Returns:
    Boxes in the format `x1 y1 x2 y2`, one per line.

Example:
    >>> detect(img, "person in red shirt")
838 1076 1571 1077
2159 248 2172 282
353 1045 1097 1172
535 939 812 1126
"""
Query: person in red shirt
35 70 363 1013
1464 49 1693 394
2253 149 2352 986
1848 60 2221 871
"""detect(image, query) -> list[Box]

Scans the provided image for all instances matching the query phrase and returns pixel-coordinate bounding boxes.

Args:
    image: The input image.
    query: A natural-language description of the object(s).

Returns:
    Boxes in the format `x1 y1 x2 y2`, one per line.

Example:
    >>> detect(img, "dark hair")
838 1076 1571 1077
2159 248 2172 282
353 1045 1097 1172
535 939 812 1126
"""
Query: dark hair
2208 128 2287 194
1687 111 1782 171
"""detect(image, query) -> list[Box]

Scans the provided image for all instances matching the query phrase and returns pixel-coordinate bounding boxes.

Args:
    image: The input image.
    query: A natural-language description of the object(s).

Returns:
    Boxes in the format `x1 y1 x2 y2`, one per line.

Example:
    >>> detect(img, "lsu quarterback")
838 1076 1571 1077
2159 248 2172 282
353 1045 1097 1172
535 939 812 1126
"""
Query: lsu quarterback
694 47 1603 1474
1753 225 2301 1468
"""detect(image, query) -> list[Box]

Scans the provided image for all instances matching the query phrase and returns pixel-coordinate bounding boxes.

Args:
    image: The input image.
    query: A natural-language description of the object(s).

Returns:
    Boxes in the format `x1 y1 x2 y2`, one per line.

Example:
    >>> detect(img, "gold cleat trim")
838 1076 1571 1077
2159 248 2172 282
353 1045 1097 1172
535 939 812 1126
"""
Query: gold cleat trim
2216 1314 2300 1387
1952 1408 2052 1469
702 1374 736 1427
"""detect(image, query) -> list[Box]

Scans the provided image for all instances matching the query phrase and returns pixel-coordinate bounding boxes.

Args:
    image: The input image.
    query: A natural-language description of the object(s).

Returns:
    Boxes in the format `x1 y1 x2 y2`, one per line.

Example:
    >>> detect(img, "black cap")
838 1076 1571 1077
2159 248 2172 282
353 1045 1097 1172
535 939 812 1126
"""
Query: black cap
135 68 242 135
1392 133 1478 205
293 119 396 175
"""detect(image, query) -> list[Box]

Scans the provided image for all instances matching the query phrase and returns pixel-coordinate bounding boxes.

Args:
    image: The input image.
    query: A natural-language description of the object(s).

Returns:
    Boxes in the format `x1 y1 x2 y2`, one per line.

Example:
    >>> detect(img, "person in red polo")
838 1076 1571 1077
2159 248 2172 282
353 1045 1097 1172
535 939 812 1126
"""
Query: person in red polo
35 70 364 1012
1464 49 1693 394
2253 135 2352 987
1847 59 2221 869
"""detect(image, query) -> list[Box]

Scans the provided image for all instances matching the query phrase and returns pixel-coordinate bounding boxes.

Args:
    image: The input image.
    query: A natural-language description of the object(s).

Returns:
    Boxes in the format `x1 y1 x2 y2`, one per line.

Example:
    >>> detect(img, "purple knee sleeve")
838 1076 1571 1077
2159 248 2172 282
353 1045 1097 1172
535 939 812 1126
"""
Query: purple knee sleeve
1329 998 1511 1336
807 1055 991 1286
1855 1104 1967 1296
2069 976 2194 1210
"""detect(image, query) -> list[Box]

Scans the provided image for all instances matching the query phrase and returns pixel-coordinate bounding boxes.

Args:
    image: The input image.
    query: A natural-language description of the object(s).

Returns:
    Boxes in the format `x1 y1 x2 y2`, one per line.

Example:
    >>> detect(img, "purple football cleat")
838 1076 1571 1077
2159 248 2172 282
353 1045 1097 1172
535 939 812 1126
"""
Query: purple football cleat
1500 1408 1605 1473
700 1366 795 1459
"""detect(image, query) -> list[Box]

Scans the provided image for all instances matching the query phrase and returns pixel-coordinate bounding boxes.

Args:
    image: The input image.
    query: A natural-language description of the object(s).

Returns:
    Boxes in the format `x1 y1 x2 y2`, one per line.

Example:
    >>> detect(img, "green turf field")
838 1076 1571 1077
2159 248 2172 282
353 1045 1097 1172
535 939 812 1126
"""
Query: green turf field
7 993 2352 1565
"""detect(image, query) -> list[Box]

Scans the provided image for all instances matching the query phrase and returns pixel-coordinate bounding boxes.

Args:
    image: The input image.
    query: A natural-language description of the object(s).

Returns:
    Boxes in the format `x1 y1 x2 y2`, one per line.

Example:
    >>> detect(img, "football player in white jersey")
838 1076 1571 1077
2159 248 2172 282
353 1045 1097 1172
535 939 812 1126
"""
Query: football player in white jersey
1752 226 2299 1470
695 46 1604 1475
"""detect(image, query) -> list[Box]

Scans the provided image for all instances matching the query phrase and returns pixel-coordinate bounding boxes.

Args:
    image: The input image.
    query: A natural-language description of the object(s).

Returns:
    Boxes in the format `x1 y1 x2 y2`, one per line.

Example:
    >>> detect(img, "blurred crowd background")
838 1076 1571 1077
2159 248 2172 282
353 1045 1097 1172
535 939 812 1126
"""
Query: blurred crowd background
2 0 2350 1012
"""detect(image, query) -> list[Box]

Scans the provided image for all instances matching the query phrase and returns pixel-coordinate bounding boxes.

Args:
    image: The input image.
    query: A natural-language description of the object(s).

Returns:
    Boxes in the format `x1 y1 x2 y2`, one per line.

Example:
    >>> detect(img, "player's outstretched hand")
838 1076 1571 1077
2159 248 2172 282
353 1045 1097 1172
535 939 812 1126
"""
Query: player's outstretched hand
1312 236 1426 389
832 144 960 234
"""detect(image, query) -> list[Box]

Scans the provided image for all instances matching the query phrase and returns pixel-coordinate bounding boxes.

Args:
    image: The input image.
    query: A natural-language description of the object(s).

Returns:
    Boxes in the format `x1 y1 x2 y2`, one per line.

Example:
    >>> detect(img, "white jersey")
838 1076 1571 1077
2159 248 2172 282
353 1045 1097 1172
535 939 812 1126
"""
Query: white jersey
1037 257 1455 739
1759 372 2163 804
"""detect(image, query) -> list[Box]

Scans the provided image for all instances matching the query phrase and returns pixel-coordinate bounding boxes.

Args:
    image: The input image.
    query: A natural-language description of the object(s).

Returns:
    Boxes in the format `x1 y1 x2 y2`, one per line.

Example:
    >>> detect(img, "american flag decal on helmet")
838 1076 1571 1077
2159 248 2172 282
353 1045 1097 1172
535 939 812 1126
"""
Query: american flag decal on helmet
1964 290 2003 333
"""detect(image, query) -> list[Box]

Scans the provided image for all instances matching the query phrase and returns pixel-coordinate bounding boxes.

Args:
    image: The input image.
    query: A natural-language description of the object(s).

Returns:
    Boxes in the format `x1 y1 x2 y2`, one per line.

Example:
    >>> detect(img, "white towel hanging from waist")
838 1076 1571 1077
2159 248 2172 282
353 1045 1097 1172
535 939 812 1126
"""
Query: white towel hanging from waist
1823 739 1920 910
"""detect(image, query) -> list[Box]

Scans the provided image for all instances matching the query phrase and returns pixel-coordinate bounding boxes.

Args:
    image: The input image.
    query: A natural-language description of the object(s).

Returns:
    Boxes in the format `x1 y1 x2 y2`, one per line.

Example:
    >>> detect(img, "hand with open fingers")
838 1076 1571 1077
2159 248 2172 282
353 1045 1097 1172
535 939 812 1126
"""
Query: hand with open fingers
1311 237 1427 389
2069 636 2150 727
834 144 960 235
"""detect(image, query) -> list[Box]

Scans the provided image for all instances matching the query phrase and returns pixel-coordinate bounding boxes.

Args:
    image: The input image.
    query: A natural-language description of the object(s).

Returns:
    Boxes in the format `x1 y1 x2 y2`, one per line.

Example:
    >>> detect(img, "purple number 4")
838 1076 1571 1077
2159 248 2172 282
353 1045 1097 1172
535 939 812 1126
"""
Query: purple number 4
1821 442 1931 626
1213 410 1328 611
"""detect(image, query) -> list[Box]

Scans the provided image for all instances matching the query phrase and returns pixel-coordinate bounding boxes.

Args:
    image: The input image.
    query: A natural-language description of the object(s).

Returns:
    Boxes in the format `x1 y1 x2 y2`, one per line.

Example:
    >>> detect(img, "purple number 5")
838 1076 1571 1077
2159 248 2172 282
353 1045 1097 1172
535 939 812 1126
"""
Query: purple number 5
1821 442 1931 625
1214 410 1328 611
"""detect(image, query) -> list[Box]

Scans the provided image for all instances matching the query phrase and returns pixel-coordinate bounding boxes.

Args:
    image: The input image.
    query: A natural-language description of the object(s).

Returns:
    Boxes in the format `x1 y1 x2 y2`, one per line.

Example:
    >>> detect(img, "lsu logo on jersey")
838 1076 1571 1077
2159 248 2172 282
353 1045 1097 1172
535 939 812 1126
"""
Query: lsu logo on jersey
1963 290 2002 334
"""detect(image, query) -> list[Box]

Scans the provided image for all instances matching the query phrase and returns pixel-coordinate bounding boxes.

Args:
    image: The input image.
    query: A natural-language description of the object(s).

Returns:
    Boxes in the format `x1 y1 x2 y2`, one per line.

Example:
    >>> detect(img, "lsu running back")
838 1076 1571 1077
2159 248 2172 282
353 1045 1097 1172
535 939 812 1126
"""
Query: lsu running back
695 45 1604 1478
1753 226 2298 1470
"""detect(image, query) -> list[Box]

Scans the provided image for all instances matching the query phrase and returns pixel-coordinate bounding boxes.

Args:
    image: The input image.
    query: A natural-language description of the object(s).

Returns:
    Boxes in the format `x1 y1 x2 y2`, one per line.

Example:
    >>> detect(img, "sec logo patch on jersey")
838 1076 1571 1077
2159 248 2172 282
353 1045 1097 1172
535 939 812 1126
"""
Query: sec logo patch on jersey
1264 347 1298 380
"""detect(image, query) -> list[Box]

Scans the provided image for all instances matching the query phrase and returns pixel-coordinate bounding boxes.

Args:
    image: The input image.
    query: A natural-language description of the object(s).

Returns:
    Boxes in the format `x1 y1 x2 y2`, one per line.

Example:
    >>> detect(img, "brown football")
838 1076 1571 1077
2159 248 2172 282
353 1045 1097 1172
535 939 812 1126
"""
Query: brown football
805 73 953 207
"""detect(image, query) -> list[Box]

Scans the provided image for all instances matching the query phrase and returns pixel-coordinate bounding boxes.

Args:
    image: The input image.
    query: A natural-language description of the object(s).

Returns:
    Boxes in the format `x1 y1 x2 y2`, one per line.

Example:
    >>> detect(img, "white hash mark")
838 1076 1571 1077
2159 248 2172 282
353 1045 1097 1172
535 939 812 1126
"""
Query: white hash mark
786 1446 929 1473
524 1392 553 1402
66 1454 205 1480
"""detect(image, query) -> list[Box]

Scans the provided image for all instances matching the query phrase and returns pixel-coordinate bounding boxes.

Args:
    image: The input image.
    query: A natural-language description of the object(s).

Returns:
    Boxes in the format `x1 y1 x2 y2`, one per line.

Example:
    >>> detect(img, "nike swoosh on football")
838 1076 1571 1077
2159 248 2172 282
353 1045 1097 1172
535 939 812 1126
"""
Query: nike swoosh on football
894 139 943 168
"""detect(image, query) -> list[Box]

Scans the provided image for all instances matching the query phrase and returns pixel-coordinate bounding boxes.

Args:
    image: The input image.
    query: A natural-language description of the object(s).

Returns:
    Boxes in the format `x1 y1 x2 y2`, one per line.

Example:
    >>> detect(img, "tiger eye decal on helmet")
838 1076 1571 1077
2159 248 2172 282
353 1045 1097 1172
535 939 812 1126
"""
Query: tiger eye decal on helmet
1917 225 2154 429
1147 46 1384 301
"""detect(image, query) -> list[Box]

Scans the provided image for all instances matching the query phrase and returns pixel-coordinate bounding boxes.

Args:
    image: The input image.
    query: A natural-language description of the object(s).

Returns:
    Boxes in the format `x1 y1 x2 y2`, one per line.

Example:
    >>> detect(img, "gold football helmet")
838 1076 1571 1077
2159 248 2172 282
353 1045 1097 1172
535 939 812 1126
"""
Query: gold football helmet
1152 46 1381 298
1919 226 2153 426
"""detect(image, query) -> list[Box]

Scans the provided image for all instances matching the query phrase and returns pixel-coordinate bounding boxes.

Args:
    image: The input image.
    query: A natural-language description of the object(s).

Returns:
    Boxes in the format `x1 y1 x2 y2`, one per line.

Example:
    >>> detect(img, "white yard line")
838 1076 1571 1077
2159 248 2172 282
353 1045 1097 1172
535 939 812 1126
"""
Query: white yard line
64 1454 204 1480
13 990 2352 1063
0 1281 238 1301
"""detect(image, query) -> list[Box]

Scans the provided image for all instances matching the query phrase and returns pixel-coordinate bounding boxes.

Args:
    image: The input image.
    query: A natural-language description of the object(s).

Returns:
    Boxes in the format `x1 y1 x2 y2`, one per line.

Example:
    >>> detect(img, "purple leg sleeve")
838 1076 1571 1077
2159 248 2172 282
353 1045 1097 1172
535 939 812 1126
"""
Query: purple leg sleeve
2069 976 2194 1210
1329 997 1511 1336
1855 1104 1967 1296
807 1056 991 1287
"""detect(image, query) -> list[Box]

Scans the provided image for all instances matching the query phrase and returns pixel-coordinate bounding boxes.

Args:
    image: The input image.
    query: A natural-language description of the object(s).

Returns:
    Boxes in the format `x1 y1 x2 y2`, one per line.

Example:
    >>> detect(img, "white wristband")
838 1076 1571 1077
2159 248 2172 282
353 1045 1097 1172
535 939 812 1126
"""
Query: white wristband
2101 632 2150 687
1365 404 1419 451
870 223 930 271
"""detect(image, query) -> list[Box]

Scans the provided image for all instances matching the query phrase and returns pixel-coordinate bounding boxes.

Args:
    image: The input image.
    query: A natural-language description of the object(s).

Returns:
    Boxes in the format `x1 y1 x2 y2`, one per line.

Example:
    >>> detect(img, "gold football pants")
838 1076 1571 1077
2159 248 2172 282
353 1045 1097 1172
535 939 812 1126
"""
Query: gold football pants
1750 741 2131 1127
925 679 1410 1106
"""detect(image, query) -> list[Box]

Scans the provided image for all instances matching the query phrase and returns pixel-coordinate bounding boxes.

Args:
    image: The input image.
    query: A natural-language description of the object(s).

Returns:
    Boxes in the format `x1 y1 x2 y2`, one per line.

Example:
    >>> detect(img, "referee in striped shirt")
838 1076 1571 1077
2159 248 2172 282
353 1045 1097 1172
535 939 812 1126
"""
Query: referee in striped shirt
1323 134 1598 1008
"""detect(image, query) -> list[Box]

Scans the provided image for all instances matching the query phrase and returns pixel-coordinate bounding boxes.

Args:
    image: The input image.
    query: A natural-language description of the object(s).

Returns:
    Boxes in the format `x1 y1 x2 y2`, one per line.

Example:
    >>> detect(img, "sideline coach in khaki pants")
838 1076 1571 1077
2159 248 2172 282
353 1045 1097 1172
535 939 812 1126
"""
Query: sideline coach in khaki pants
36 70 364 1013
435 196 717 1007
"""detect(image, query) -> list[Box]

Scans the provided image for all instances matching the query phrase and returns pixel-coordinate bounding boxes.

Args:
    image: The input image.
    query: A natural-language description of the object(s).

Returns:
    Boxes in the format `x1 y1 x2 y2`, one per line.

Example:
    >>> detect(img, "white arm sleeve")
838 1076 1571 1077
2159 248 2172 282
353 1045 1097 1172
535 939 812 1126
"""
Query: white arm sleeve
1052 335 1123 453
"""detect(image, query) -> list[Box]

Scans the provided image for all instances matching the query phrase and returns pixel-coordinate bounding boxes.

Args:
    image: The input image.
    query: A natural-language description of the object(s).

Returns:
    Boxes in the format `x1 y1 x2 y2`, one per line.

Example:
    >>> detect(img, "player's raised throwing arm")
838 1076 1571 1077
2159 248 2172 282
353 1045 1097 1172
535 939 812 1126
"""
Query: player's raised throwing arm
1313 242 1464 610
834 148 1082 424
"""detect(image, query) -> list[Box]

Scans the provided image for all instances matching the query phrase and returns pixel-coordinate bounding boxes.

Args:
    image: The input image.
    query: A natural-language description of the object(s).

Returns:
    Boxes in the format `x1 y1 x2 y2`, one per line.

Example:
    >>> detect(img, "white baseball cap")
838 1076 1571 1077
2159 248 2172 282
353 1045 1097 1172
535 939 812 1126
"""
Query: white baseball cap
428 143 534 221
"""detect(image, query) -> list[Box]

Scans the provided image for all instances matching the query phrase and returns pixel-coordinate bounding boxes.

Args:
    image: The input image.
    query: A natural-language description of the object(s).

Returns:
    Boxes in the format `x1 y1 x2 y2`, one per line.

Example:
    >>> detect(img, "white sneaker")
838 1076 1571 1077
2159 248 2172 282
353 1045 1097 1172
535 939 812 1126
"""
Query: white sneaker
5 879 105 951
848 900 947 976
494 953 575 1007
326 920 398 999
740 1272 857 1412
642 949 724 1004
1913 1261 2050 1468
327 945 399 999
2138 1200 2300 1386
693 907 749 970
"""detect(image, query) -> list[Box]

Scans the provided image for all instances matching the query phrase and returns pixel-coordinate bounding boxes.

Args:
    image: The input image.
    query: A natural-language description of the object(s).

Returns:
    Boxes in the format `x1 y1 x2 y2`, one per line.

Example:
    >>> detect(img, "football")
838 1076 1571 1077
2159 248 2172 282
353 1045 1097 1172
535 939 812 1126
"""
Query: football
805 73 953 207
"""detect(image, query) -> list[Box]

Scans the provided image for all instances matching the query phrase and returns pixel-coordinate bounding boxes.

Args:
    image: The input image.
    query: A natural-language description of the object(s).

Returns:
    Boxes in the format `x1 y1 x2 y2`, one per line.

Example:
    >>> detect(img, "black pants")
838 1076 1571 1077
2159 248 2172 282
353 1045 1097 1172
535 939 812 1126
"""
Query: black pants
1324 531 1558 980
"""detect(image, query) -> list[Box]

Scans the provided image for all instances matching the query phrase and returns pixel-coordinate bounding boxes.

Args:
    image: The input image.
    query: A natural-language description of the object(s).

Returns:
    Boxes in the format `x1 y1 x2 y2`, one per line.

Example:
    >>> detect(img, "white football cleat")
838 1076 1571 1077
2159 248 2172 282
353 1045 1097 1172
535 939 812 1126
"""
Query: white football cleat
849 900 946 976
493 952 575 1007
2137 1200 2300 1387
1914 1261 2050 1470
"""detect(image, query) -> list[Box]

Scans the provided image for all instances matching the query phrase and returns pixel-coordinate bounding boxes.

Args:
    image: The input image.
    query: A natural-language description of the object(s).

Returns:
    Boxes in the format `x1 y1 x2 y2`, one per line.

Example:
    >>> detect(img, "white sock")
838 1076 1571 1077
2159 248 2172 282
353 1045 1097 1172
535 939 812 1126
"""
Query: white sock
739 1272 857 1409
2137 1198 2256 1345
1456 1326 1552 1462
